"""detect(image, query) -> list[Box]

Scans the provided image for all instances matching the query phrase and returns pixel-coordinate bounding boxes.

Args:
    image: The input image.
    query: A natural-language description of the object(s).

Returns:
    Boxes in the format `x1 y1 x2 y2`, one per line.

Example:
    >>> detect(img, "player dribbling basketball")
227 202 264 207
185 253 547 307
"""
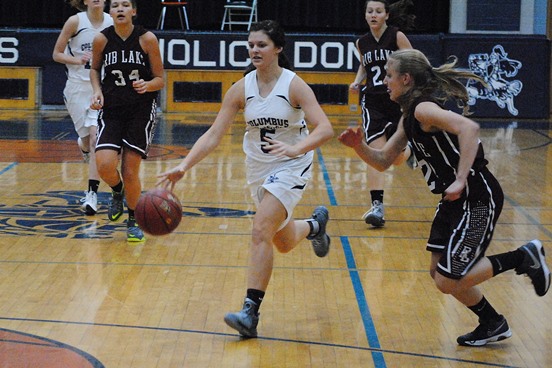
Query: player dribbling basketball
158 20 334 338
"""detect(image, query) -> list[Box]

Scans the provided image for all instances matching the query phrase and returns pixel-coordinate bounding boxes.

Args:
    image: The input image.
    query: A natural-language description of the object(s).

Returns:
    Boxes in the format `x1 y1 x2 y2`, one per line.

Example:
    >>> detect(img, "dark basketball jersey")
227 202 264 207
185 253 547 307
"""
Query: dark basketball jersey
357 26 399 95
100 25 157 107
403 97 488 194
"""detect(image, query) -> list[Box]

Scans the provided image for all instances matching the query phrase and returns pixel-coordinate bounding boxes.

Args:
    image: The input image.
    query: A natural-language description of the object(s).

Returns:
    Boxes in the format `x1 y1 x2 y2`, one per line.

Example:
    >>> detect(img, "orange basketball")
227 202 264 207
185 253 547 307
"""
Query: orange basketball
135 188 182 236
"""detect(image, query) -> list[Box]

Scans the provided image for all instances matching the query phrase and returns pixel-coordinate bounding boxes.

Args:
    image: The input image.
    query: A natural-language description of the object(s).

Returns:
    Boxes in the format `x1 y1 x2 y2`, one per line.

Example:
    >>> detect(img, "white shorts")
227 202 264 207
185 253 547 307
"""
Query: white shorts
247 156 313 230
63 79 99 138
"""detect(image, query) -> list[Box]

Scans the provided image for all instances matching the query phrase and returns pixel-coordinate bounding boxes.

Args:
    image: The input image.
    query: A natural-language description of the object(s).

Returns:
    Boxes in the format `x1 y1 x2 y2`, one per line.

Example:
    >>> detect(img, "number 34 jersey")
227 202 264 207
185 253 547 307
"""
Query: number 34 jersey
100 25 157 107
243 68 313 170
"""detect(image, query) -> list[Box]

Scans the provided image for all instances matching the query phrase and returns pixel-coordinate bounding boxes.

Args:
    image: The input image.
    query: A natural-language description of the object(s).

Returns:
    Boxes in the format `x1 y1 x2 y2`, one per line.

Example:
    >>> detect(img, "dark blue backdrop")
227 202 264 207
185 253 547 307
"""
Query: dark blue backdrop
0 29 548 119
0 0 449 34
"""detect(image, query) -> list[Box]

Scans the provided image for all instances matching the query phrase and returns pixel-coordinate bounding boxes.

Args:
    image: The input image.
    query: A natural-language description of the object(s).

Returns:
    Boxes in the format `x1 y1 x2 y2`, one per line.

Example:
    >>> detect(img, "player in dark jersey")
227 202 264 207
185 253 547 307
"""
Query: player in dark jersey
339 48 550 347
90 0 164 242
349 0 414 228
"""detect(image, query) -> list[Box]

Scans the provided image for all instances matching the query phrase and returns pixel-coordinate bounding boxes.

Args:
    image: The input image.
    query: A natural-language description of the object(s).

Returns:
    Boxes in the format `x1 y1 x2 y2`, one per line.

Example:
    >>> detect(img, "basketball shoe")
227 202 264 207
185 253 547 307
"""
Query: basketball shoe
77 137 90 163
515 239 550 296
80 190 98 216
362 200 385 227
457 315 512 346
224 298 259 338
127 218 145 242
108 189 124 221
307 206 330 257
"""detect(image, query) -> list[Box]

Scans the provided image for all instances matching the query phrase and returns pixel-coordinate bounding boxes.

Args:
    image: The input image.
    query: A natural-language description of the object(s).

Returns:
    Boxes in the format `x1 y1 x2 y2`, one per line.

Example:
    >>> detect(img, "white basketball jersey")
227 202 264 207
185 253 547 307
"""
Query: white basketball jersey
65 12 112 82
243 68 312 168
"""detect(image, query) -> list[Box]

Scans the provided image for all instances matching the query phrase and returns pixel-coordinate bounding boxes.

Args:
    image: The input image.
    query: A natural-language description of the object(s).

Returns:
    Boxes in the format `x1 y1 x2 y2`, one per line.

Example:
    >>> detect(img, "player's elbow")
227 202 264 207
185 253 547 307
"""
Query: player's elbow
52 53 61 63
360 151 392 172
324 127 335 141
319 121 334 136
373 163 389 172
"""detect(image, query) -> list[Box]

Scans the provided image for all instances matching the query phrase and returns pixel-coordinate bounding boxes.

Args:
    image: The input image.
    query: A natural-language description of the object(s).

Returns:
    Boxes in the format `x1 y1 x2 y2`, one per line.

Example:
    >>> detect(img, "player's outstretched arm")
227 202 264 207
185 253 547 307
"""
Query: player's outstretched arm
157 79 245 190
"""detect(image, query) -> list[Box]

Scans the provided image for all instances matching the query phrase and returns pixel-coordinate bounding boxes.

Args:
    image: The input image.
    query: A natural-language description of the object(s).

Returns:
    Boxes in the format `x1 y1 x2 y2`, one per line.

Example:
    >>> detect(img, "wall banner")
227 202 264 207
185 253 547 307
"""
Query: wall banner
0 29 548 118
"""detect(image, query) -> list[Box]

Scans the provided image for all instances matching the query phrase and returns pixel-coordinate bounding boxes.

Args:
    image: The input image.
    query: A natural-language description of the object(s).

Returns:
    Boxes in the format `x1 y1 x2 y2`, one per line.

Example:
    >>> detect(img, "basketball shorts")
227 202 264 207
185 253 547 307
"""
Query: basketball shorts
361 92 402 144
247 156 313 231
96 99 158 159
63 79 99 138
427 168 504 279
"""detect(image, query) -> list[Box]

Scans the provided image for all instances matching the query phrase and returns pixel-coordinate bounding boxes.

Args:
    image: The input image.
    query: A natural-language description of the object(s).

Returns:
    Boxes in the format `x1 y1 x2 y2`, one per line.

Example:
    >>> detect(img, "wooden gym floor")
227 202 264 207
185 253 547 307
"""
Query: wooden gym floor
0 109 551 368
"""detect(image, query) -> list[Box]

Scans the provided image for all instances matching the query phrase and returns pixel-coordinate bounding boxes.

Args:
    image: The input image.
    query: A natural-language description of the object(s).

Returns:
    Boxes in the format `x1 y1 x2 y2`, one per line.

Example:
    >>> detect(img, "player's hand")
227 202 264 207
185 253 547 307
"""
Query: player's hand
262 137 299 158
443 180 465 202
81 51 92 65
157 167 185 192
133 79 148 94
90 95 103 110
338 127 363 148
349 82 360 93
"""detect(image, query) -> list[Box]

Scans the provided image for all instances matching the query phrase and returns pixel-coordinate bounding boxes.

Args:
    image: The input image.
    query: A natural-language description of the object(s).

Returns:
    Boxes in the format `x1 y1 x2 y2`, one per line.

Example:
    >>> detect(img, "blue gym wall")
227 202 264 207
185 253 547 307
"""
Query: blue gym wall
0 29 549 119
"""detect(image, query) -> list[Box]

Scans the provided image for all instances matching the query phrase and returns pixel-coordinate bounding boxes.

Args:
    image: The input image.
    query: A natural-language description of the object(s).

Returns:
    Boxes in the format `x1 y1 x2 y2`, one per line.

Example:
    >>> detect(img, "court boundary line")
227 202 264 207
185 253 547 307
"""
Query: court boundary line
0 317 519 368
0 162 17 175
317 147 387 368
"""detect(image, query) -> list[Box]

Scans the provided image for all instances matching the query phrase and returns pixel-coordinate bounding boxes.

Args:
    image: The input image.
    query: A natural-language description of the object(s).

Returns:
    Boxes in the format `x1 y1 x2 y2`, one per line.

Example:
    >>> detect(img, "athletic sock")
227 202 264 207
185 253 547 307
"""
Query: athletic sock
370 190 384 203
246 288 265 314
487 249 525 276
306 219 319 238
88 179 100 193
468 296 500 322
111 181 123 194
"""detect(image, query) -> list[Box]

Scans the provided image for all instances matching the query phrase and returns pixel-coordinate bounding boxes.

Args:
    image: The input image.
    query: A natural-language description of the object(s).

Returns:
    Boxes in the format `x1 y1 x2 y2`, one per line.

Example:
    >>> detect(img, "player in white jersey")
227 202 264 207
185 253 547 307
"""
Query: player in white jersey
243 67 315 221
158 20 334 338
53 0 113 215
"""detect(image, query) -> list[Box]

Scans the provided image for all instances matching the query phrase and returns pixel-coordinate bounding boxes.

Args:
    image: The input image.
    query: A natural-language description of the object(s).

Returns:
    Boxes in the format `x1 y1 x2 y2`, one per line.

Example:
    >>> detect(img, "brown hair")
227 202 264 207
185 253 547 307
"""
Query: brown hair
66 0 86 12
365 0 416 31
388 49 484 115
244 20 292 76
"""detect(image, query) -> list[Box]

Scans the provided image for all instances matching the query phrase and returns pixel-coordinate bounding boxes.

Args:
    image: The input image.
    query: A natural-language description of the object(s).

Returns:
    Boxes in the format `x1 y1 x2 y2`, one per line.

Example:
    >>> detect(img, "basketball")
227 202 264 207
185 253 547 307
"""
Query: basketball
135 188 183 236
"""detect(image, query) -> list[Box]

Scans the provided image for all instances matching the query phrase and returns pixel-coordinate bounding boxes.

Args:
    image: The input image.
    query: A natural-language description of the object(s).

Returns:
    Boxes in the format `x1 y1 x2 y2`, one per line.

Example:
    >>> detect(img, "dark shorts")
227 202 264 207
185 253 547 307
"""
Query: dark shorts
96 100 158 159
426 168 504 279
361 92 402 144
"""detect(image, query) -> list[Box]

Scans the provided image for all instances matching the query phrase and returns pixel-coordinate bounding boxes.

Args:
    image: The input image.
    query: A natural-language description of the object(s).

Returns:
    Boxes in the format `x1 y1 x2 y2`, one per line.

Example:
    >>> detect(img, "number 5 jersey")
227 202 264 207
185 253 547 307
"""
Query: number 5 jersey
243 68 313 170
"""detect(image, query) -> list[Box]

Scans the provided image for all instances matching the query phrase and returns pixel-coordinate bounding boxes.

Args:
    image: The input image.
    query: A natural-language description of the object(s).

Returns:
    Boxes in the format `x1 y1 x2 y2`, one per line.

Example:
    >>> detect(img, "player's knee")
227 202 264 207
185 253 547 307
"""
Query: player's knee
274 244 291 253
95 161 111 177
434 281 453 295
251 225 270 246
273 237 292 253
121 170 139 184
